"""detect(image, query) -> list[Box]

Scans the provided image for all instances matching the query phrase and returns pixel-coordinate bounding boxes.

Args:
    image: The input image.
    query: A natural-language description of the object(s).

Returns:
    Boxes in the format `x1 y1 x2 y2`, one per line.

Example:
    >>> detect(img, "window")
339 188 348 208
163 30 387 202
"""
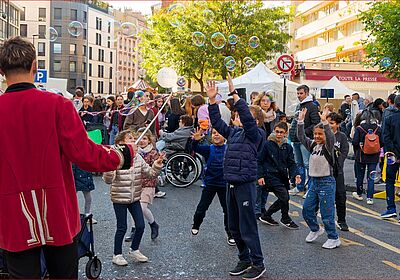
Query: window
83 29 87 40
109 67 113 79
69 61 76 72
109 82 112 94
54 8 62 20
82 79 86 90
83 45 87 56
108 20 111 33
107 36 111 48
20 24 27 37
98 49 104 62
54 43 62 54
89 63 92 76
54 60 61 72
38 60 46 69
89 47 92 59
38 42 45 56
69 79 76 90
96 17 102 30
54 25 62 37
95 33 102 46
83 11 87 23
70 9 77 21
97 81 104 94
82 62 86 73
69 44 76 55
89 80 92 93
110 51 113 63
38 8 46 19
21 7 26 21
98 65 104 78
38 25 46 39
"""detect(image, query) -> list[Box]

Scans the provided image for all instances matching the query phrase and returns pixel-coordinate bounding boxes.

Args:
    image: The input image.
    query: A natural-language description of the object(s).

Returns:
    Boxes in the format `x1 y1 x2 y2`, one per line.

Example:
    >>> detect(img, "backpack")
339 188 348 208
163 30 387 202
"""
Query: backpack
358 126 380 155
310 142 339 177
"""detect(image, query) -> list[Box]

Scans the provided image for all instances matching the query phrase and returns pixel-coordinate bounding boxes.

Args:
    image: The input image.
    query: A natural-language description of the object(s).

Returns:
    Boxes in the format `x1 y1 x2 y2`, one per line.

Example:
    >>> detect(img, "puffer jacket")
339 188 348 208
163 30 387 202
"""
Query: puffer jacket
103 154 162 204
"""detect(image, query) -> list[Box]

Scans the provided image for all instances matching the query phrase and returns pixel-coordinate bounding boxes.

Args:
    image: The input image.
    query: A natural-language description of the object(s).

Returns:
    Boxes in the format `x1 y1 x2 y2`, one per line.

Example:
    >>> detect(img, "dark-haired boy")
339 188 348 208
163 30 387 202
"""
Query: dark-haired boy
327 113 350 231
258 122 301 229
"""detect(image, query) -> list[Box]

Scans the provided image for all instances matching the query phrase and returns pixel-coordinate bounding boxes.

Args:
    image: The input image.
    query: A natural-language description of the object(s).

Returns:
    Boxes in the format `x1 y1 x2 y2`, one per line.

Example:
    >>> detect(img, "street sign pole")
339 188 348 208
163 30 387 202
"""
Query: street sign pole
277 54 295 114
283 77 287 114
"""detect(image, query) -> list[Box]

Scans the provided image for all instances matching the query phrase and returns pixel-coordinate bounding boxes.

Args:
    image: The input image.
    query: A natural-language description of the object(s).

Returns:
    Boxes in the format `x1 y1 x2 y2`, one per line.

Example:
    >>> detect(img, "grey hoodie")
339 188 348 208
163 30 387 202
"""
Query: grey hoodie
161 126 193 155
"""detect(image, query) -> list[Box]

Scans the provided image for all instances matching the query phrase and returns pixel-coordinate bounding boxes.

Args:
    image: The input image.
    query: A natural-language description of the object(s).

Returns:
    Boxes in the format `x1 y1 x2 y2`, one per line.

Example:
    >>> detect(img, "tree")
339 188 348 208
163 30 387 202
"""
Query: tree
140 1 292 92
359 1 400 81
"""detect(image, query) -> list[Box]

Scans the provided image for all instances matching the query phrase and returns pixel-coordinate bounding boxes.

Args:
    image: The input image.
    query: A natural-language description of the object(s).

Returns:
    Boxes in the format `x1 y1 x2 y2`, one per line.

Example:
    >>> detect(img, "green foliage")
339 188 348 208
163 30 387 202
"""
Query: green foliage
139 1 292 92
359 1 400 80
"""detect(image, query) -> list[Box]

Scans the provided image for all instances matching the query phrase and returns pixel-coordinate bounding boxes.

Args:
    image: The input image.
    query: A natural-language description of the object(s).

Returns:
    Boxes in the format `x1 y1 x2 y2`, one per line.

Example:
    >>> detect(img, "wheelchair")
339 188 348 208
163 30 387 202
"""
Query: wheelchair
163 138 204 188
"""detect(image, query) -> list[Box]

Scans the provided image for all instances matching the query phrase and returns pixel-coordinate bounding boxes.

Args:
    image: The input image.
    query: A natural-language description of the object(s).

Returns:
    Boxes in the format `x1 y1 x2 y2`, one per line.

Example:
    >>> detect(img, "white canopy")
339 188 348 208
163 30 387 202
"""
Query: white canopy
217 62 300 115
321 76 364 99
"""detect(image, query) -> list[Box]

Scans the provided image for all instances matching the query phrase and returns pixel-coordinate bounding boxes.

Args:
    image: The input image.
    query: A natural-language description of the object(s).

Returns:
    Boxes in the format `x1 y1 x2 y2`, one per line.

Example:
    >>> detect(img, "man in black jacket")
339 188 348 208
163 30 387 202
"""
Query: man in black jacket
381 95 400 220
288 85 321 195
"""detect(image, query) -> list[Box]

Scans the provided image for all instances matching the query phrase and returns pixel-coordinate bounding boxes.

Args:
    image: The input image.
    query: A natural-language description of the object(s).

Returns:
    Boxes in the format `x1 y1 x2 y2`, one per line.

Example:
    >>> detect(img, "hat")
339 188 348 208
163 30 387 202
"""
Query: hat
198 119 209 130
395 94 400 107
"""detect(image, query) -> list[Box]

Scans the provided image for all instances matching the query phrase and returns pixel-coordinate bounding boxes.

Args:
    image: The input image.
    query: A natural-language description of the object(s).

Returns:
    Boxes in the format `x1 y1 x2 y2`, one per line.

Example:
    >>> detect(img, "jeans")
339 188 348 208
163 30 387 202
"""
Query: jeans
303 176 338 240
385 162 399 212
109 124 119 145
255 184 269 216
193 186 229 234
355 161 377 198
227 182 264 267
265 185 291 223
113 201 145 255
335 172 347 223
292 142 310 191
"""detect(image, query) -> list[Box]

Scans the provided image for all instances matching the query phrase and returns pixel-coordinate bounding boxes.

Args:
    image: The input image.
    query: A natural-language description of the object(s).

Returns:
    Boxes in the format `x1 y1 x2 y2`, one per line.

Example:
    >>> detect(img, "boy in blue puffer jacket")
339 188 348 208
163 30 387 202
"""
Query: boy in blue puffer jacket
190 127 235 246
207 74 266 280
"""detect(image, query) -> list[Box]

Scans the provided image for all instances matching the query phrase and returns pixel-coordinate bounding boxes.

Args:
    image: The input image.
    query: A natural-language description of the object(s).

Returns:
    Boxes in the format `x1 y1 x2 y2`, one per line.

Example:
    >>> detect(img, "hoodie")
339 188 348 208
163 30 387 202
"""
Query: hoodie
382 105 398 135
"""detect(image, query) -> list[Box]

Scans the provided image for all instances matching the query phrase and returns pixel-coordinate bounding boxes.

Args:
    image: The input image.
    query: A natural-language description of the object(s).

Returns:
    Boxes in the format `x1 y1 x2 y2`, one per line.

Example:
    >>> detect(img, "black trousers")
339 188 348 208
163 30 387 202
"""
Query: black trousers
265 185 291 223
193 185 228 234
4 239 78 279
335 172 347 223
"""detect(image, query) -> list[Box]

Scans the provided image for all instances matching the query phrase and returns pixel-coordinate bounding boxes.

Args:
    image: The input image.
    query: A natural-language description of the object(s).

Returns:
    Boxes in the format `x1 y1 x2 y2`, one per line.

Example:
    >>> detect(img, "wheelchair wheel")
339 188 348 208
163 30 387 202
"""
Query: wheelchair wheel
194 153 204 182
165 153 199 188
85 256 102 279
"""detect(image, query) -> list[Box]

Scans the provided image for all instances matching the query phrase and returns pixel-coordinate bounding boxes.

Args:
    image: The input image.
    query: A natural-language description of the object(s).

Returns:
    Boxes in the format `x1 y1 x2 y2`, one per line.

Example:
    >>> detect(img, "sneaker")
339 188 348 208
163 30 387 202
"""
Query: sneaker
125 227 135 242
191 228 199 235
302 191 308 199
128 249 148 263
154 191 166 198
149 221 159 240
352 192 363 201
288 187 300 195
380 210 397 219
280 220 299 230
112 254 128 266
259 214 279 226
366 198 374 205
337 221 349 232
227 236 236 246
229 261 252 276
305 227 325 243
242 265 266 280
322 238 341 249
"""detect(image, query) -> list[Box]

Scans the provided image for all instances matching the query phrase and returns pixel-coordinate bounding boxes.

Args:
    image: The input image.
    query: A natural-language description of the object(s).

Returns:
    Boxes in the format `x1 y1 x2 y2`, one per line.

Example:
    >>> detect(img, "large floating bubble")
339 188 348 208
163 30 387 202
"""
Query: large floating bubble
157 67 178 88
386 152 398 165
373 14 383 25
68 21 83 37
224 56 235 65
121 22 137 37
211 32 226 49
109 20 122 43
168 3 185 28
249 36 260 48
177 76 186 87
203 9 214 24
369 170 381 182
192 31 206 47
228 34 238 45
46 27 58 42
243 57 254 68
380 57 392 67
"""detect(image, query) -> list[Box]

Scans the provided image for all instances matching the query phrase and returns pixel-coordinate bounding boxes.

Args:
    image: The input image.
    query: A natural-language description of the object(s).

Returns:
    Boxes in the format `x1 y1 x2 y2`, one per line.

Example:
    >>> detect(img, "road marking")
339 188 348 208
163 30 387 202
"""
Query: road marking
382 260 400 271
346 208 400 226
340 237 364 247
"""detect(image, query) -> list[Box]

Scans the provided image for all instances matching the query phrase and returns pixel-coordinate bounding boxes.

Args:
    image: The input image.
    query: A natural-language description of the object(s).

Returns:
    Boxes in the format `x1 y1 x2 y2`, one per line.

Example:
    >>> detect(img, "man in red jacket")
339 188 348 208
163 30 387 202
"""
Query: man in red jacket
0 37 136 279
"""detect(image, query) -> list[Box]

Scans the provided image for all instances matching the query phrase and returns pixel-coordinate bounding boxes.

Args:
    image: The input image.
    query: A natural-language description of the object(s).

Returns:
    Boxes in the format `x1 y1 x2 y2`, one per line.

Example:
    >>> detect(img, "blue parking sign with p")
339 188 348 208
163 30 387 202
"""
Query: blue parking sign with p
35 70 47 83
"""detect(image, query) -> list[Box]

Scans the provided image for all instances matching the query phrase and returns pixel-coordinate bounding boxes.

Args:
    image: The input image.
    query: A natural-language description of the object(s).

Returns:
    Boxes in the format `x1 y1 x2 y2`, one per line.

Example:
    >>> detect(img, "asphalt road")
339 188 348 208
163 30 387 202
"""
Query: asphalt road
78 159 400 279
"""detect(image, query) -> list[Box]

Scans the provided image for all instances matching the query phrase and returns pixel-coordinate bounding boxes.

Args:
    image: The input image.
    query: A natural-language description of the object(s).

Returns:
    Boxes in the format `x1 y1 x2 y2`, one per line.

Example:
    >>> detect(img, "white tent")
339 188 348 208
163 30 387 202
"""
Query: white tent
321 76 365 99
217 62 300 115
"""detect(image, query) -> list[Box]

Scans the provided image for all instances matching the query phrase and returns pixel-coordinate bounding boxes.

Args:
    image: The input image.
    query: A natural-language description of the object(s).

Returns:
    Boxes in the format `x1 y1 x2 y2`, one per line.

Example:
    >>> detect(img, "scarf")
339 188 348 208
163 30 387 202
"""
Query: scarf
139 143 154 154
263 109 276 123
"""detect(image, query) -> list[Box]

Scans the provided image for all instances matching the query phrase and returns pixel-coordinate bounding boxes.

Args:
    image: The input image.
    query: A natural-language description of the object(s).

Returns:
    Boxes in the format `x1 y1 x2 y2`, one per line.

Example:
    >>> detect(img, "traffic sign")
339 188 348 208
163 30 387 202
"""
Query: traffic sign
277 54 295 73
280 73 291 79
34 70 47 83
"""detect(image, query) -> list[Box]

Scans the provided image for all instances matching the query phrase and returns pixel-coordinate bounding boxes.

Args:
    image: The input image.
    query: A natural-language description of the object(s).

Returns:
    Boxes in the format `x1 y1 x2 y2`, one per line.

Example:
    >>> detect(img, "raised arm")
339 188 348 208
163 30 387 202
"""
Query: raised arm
297 108 314 152
320 108 335 154
207 80 231 139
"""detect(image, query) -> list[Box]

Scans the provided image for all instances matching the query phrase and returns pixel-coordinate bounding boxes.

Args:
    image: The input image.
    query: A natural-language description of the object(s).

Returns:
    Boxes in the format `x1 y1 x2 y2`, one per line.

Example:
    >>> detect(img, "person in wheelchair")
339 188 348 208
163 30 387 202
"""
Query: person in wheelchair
157 114 194 156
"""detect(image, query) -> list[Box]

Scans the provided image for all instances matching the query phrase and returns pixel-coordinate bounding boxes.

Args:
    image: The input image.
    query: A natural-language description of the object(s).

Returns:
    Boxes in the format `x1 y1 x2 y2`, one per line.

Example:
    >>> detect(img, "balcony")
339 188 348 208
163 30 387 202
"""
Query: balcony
296 1 324 15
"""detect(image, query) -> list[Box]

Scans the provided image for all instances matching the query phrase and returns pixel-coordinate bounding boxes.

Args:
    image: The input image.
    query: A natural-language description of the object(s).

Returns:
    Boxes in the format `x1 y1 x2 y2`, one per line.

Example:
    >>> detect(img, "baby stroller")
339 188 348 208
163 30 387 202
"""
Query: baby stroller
0 214 101 279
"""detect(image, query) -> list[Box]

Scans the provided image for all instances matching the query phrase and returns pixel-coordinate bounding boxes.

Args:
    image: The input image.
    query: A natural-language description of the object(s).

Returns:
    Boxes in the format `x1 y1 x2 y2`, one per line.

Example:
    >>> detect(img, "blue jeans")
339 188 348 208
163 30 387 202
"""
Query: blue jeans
292 142 310 191
355 161 377 198
109 124 119 145
113 201 145 255
303 176 338 240
255 185 269 216
385 162 399 212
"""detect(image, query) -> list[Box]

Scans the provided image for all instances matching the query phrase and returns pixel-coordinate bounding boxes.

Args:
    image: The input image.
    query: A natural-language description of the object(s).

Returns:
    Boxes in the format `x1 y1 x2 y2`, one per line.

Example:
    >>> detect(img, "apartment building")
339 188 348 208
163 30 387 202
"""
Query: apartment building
0 0 21 43
290 1 397 97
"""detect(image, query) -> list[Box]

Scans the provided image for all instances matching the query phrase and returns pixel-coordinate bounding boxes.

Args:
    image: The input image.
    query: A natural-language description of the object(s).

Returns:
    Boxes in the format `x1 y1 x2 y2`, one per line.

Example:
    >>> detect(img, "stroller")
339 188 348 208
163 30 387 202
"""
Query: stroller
0 214 101 279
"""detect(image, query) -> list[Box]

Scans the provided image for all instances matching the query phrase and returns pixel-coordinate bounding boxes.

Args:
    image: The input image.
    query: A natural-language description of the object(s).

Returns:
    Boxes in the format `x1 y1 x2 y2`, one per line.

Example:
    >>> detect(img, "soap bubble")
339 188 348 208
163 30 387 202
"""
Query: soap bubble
121 22 137 37
225 59 236 69
228 34 238 45
249 36 260 48
168 3 185 28
380 57 392 67
373 14 383 25
210 32 226 49
203 9 214 24
177 76 186 87
224 56 235 65
46 27 58 42
386 152 397 165
68 21 83 37
371 47 378 53
243 57 254 68
369 170 381 181
109 20 122 43
192 31 206 47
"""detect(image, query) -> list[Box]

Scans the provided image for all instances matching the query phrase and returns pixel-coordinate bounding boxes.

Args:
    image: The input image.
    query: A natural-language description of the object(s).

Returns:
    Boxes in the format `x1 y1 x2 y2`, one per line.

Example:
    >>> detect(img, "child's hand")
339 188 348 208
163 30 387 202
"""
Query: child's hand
295 175 301 185
319 107 330 122
258 178 265 186
298 108 307 122
227 72 235 93
206 80 217 102
155 152 166 165
191 127 204 141
232 115 242 127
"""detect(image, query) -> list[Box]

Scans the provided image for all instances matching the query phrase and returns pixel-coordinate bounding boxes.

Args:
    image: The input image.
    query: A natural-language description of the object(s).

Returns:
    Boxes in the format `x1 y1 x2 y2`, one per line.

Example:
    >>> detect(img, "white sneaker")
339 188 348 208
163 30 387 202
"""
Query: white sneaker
288 187 300 195
128 249 148 263
154 191 166 198
112 254 128 266
352 192 363 201
322 238 341 249
302 190 308 199
191 228 199 235
305 228 325 243
366 198 374 205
